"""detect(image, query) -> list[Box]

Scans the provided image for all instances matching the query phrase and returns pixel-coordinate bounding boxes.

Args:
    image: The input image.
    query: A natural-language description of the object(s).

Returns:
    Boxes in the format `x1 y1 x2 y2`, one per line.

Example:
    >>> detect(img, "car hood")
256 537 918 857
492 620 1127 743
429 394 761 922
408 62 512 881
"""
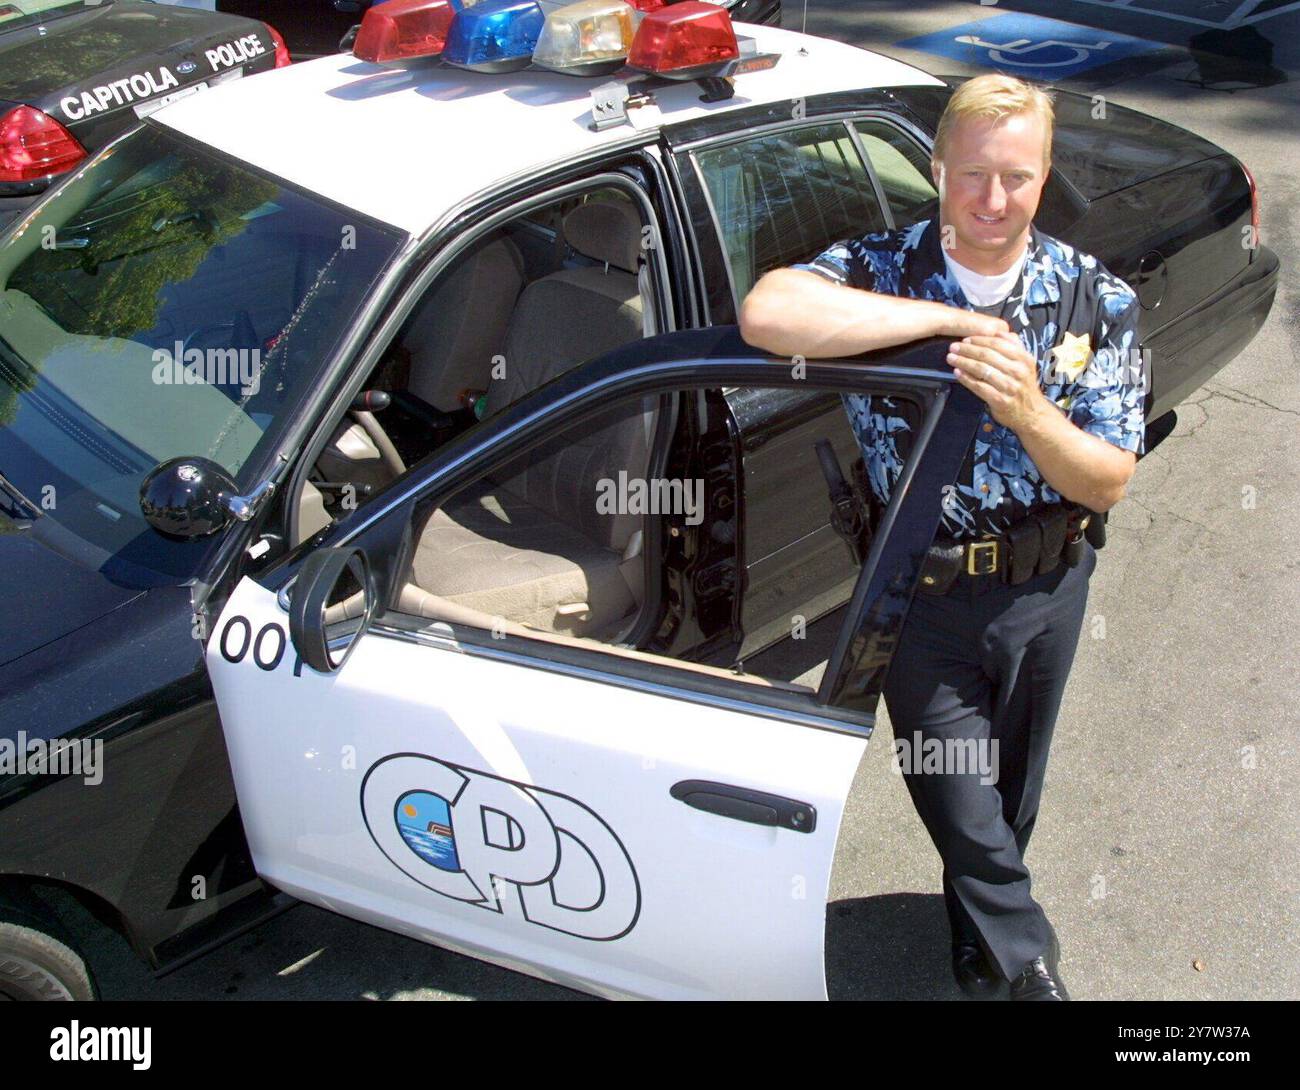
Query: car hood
0 508 146 667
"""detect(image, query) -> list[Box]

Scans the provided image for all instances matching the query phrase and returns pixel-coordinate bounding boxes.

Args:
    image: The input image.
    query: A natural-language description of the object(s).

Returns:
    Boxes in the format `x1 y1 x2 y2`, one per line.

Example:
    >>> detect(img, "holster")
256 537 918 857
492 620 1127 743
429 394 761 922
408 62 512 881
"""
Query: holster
1062 505 1094 568
1035 506 1068 574
1085 508 1107 550
916 542 964 595
815 443 871 566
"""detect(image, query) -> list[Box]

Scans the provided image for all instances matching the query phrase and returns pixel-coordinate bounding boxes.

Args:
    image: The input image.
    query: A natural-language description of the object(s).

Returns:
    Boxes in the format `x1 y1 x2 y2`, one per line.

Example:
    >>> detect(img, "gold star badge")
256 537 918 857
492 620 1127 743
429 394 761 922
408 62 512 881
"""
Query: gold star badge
1050 332 1092 381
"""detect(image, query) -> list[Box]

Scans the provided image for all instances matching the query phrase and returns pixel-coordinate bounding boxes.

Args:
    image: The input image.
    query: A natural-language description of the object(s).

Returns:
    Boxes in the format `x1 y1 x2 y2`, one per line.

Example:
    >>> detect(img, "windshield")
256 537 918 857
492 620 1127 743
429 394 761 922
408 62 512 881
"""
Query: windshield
0 125 405 586
0 1 94 30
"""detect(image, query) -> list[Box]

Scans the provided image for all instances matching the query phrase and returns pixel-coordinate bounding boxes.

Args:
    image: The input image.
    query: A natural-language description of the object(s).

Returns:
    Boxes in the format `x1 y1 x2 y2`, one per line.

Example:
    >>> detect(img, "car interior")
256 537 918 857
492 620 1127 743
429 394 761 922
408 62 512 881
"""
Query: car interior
295 122 950 684
299 185 664 646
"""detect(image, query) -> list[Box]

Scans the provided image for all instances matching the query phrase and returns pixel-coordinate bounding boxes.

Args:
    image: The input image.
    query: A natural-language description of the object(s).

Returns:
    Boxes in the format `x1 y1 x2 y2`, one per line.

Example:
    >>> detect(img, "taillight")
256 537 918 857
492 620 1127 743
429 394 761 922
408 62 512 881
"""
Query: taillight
1241 159 1260 256
266 23 293 68
0 105 86 184
353 0 456 64
626 1 738 79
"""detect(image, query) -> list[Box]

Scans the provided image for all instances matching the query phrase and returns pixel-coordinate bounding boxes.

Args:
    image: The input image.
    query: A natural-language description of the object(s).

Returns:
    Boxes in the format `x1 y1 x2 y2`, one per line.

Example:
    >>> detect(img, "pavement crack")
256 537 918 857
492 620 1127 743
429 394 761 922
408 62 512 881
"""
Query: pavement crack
1203 383 1300 418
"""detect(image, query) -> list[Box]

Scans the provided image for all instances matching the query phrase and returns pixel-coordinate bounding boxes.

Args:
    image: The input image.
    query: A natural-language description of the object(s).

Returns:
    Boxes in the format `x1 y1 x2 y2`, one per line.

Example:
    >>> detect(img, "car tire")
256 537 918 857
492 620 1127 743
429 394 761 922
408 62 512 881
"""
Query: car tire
0 907 98 1001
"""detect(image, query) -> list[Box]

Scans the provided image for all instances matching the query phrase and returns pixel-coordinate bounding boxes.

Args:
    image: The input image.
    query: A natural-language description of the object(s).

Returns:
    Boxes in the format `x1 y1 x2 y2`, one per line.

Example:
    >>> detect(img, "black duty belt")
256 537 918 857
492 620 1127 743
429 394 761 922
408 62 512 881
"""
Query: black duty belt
917 503 1098 595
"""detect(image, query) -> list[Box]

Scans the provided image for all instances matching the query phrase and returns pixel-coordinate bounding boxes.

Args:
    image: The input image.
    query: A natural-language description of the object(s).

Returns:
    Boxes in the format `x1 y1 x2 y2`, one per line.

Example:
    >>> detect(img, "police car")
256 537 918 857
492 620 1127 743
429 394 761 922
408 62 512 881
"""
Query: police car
0 0 1277 1000
0 0 289 228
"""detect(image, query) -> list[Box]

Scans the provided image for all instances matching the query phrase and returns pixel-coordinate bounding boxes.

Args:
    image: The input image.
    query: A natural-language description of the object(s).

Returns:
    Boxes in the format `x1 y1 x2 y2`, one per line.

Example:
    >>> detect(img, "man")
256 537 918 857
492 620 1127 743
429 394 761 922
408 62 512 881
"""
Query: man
739 74 1145 1000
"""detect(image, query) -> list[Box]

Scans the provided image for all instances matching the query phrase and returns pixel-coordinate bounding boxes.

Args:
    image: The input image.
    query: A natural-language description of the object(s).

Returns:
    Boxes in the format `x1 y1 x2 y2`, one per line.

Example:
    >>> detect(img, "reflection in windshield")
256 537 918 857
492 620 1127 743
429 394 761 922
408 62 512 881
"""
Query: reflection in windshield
0 127 404 587
0 1 86 28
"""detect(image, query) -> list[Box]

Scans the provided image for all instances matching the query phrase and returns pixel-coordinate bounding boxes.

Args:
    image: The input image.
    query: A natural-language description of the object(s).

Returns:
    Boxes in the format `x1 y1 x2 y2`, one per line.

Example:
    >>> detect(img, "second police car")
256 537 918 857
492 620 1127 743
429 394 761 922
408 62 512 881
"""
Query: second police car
0 0 1278 999
0 0 290 227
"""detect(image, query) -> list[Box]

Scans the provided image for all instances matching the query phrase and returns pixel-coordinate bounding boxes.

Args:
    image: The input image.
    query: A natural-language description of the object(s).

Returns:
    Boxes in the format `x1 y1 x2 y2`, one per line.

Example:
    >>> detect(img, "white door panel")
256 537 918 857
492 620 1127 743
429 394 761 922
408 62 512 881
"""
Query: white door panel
208 577 865 1000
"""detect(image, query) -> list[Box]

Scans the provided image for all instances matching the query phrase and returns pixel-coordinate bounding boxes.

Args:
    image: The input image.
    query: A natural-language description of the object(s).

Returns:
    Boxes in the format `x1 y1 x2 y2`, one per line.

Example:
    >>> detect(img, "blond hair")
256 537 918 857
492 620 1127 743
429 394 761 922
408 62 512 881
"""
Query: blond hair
933 74 1055 170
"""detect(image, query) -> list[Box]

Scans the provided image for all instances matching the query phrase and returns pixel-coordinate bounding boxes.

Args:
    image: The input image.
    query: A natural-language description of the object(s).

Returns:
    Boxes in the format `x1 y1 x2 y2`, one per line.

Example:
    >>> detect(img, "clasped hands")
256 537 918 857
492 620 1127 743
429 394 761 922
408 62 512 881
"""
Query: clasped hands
947 329 1048 432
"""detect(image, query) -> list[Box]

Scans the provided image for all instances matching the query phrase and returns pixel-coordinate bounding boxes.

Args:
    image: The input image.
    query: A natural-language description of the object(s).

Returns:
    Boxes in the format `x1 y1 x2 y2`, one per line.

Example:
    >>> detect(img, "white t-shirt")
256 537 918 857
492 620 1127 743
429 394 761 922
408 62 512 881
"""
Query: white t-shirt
943 247 1026 308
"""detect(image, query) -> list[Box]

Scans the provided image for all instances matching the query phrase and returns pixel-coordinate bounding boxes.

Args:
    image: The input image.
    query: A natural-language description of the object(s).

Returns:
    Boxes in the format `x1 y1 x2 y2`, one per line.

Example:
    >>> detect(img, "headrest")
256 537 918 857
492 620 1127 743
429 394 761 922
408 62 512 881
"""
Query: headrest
562 199 643 274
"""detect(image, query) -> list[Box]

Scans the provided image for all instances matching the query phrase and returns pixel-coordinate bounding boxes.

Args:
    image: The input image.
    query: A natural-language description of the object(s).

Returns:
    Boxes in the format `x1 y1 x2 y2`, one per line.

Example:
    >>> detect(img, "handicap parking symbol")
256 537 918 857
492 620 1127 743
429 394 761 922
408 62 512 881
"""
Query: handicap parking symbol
898 13 1164 82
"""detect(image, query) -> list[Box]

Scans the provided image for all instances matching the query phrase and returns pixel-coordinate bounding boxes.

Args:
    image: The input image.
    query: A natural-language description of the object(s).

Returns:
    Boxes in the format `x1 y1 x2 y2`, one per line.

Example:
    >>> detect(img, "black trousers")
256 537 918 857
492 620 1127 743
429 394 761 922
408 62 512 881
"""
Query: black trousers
882 539 1096 981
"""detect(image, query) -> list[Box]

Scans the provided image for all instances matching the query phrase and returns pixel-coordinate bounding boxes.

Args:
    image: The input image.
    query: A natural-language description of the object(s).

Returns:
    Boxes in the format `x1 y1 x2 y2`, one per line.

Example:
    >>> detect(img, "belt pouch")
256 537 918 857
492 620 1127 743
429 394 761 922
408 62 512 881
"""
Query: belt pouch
1036 507 1067 574
1007 518 1042 585
917 542 964 595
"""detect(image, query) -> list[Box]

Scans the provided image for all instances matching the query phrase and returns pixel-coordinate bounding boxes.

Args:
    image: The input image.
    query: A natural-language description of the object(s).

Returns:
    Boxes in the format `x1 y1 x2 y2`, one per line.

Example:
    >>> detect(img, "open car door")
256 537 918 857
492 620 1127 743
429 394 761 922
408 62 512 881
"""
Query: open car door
204 328 983 999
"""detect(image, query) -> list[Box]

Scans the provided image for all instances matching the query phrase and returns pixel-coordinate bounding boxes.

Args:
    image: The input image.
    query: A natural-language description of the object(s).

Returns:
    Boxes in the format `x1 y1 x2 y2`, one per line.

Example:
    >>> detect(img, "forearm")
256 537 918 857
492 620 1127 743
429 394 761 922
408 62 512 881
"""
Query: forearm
1015 398 1135 512
739 268 975 358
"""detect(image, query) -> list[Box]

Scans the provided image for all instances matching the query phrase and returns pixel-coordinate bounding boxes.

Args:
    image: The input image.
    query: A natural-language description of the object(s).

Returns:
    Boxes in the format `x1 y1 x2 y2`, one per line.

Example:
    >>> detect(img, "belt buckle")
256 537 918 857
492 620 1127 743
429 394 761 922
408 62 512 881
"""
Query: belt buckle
967 539 998 576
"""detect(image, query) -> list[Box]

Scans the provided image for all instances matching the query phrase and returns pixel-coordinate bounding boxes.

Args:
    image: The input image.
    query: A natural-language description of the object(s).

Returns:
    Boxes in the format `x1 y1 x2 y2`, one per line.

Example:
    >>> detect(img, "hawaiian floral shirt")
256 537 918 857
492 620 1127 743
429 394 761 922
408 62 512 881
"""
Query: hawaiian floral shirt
793 218 1146 540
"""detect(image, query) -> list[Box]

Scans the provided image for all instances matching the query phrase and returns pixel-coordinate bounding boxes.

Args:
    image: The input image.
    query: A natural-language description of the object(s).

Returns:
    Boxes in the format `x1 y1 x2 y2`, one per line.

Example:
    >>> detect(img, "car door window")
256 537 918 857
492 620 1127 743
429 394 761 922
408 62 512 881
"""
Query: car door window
693 122 888 306
852 119 939 228
393 379 923 690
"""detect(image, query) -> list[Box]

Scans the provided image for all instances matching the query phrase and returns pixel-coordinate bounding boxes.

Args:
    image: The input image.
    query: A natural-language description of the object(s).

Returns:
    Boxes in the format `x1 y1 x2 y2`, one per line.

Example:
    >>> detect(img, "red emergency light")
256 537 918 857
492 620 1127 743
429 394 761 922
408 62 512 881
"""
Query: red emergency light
352 0 457 64
626 1 739 79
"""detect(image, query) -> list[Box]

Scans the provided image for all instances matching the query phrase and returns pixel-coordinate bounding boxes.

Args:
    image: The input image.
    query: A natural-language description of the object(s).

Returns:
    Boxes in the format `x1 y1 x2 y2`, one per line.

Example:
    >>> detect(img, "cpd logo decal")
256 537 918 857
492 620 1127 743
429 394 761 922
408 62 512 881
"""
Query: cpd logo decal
361 754 641 941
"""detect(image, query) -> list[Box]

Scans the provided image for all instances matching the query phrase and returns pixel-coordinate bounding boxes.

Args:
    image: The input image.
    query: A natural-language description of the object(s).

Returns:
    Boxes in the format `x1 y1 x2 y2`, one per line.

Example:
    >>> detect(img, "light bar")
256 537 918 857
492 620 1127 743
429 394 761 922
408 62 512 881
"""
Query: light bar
444 0 545 72
626 0 738 80
352 0 458 64
532 0 637 77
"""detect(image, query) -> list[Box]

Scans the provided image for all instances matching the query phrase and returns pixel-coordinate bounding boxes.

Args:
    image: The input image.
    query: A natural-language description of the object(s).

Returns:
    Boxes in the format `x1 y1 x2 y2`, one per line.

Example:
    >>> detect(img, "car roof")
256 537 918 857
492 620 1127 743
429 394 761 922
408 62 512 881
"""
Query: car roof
152 21 942 237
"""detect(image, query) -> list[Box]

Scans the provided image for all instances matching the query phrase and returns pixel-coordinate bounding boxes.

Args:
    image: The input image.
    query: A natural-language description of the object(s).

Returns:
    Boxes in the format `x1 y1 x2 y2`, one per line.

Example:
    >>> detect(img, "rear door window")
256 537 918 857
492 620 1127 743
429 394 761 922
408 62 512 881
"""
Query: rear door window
852 119 939 228
693 121 888 306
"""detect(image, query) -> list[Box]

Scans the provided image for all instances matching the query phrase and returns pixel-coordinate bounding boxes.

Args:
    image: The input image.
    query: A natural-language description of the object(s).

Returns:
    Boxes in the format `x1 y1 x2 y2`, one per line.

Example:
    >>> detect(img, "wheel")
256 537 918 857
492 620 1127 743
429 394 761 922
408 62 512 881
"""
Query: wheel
0 904 97 1001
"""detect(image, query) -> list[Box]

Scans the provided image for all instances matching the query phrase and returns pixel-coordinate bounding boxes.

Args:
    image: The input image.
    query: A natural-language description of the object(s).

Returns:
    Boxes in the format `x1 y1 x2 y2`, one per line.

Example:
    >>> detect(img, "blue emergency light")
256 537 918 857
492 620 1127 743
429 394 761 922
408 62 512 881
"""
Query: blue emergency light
443 0 546 73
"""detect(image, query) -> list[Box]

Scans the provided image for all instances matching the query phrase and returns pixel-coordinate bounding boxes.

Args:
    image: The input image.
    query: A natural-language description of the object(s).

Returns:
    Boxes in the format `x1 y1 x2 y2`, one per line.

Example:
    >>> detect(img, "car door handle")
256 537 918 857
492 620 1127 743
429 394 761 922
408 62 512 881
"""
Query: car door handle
670 780 817 833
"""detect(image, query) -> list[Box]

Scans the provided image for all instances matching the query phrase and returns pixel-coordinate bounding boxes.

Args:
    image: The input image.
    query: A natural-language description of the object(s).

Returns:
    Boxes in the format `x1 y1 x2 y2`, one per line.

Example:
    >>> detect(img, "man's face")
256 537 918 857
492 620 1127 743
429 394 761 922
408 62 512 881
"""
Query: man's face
931 111 1049 268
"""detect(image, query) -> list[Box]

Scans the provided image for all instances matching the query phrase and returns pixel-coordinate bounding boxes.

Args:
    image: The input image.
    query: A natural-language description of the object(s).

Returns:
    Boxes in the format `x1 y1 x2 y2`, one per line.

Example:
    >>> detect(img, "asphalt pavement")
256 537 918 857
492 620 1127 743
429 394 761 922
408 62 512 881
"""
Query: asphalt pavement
64 0 1298 1001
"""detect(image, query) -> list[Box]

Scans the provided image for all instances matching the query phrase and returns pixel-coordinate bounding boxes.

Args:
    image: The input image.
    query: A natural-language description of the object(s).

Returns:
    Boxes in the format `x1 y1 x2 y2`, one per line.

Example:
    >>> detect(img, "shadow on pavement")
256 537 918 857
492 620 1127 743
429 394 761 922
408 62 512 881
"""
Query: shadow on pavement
825 891 992 1000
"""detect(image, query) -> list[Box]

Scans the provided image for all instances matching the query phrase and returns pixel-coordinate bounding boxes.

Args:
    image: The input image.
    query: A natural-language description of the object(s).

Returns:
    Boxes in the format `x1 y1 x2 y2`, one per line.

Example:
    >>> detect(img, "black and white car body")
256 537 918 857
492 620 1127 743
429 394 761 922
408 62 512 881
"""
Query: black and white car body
0 0 288 229
0 5 1278 1000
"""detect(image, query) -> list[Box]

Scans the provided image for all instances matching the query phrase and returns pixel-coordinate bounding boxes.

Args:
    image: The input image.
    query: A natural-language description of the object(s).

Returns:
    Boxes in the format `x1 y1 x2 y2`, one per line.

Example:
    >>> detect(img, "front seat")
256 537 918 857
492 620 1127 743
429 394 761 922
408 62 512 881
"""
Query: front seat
308 233 525 524
404 233 526 413
404 197 656 637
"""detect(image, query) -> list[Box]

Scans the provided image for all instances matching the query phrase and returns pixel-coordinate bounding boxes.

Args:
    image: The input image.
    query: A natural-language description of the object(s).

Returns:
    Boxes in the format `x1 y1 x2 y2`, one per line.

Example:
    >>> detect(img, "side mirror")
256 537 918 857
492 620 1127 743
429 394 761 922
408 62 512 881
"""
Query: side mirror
139 457 274 539
288 547 373 673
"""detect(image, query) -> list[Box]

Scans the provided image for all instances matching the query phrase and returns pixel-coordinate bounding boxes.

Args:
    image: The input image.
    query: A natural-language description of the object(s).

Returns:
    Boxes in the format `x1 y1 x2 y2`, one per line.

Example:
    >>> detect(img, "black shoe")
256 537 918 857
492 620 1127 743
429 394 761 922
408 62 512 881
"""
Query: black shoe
1009 929 1070 1001
952 939 1002 998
